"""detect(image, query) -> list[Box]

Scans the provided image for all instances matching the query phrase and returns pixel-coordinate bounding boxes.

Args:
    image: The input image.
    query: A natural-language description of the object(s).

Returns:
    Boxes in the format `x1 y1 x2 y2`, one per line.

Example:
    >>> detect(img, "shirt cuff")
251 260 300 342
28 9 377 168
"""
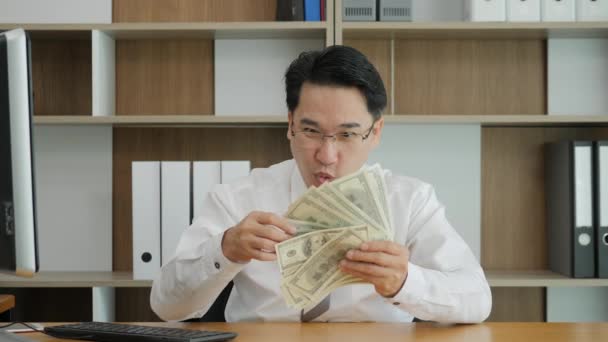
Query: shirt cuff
202 232 246 277
384 262 425 307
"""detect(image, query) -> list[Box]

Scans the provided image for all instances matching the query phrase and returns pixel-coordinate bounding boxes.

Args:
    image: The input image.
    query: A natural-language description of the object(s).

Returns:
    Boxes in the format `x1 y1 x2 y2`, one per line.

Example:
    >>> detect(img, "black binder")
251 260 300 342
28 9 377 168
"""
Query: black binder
276 0 304 21
593 141 608 278
546 141 596 278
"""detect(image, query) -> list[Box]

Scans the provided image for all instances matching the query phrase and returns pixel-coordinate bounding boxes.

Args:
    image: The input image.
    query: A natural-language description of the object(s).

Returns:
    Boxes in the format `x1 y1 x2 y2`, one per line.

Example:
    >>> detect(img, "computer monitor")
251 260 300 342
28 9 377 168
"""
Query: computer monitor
0 28 38 277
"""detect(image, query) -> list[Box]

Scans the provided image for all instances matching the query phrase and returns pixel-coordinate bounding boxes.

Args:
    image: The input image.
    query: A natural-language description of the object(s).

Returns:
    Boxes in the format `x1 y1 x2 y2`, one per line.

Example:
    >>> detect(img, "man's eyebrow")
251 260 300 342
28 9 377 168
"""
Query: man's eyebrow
299 118 362 129
299 118 319 127
338 122 361 129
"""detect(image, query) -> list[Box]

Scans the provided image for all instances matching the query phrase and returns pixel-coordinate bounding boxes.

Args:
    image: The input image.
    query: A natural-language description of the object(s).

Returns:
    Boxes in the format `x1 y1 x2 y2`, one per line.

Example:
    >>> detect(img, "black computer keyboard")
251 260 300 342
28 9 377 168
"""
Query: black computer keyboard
44 322 238 342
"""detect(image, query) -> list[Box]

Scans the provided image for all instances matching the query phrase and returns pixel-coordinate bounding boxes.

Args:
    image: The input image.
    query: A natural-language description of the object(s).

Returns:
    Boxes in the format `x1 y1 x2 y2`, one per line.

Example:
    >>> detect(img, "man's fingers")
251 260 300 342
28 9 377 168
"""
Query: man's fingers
339 259 389 277
339 268 373 283
250 237 278 252
359 240 404 256
251 249 277 262
345 250 395 268
255 212 296 235
252 224 292 242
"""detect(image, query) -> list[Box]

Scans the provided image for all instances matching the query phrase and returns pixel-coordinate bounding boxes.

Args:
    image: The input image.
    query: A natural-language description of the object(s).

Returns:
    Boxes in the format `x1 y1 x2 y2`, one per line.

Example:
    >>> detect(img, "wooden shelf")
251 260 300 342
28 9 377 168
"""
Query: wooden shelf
0 272 152 288
486 270 608 287
33 114 608 127
0 22 329 39
33 115 288 126
342 22 608 40
386 115 608 126
1 270 607 288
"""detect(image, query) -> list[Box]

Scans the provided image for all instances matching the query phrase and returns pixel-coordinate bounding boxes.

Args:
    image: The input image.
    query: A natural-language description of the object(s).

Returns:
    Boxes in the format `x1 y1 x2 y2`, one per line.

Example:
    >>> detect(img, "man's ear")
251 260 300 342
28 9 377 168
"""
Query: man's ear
287 111 293 140
371 116 384 147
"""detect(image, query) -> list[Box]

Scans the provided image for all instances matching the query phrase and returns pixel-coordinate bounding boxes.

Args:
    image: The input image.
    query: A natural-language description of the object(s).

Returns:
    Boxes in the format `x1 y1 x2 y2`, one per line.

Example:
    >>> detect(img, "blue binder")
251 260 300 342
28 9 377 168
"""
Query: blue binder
304 0 321 21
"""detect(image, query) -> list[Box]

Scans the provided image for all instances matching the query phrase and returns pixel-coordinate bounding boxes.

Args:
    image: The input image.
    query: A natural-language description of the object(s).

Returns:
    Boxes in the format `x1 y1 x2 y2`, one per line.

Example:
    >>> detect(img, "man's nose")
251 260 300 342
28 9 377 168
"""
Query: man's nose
315 138 338 165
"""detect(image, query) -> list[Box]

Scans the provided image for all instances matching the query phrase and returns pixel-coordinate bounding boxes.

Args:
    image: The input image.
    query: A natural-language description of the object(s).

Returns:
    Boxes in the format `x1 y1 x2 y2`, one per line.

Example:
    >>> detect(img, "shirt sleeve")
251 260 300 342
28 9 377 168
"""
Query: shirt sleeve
384 183 492 323
150 190 246 322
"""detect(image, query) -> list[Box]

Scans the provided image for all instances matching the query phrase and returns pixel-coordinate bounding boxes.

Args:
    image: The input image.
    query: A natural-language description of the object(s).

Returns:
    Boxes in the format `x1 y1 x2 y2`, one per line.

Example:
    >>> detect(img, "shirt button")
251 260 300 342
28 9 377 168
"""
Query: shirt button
393 302 400 306
214 262 221 270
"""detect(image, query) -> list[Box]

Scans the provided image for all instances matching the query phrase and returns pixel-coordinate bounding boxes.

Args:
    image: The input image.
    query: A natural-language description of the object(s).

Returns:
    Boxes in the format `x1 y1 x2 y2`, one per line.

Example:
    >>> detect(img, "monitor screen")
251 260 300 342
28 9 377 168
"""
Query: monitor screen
0 28 38 277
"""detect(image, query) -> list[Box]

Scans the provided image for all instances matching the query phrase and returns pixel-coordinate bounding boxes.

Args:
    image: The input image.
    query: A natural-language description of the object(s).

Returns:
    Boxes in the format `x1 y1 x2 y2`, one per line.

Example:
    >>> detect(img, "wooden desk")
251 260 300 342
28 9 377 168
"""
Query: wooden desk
20 322 608 342
0 295 15 314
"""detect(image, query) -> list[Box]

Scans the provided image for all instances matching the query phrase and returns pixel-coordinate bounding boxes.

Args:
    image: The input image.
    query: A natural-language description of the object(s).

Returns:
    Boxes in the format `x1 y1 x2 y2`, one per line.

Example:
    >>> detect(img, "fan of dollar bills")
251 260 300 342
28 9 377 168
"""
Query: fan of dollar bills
275 164 393 310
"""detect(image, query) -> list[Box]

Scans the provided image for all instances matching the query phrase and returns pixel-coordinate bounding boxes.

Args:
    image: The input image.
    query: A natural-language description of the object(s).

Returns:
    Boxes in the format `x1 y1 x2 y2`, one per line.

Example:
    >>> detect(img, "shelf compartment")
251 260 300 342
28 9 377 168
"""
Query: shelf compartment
31 38 92 116
342 22 608 40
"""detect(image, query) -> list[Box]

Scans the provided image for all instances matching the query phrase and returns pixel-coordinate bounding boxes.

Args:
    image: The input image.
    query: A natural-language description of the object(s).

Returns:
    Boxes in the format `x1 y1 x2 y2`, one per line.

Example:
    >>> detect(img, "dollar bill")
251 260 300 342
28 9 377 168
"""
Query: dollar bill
365 164 392 235
278 165 394 309
331 169 388 234
275 227 359 274
286 193 357 228
288 219 330 236
318 184 387 240
287 228 365 303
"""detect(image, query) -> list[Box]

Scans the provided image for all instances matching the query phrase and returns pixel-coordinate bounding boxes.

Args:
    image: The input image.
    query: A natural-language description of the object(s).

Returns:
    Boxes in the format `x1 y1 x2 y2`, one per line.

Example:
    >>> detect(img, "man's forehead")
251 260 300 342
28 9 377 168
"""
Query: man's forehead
298 117 362 129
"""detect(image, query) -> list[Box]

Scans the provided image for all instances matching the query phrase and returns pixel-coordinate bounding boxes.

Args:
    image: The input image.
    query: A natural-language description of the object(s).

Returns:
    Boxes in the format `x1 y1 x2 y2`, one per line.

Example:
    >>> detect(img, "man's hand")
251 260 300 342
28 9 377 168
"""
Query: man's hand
339 240 409 298
222 211 296 263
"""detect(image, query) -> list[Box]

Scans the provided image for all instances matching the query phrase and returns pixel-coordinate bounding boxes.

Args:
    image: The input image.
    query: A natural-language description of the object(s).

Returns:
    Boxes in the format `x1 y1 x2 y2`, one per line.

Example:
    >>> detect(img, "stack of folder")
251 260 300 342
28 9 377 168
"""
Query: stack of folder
131 160 251 280
546 141 608 279
276 0 325 21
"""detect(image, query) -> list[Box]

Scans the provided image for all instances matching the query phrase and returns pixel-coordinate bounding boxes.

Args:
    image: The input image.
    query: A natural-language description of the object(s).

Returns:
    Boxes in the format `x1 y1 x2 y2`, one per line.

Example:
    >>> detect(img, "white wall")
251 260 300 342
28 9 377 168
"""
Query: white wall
547 287 608 322
369 123 481 259
34 126 112 271
548 39 608 115
214 39 325 116
0 0 112 24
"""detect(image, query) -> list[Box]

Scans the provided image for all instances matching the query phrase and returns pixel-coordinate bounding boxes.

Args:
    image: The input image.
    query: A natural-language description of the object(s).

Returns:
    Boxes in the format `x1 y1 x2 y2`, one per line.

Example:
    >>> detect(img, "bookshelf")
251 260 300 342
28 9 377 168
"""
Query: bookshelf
4 270 608 288
333 0 608 323
33 114 608 126
2 0 608 323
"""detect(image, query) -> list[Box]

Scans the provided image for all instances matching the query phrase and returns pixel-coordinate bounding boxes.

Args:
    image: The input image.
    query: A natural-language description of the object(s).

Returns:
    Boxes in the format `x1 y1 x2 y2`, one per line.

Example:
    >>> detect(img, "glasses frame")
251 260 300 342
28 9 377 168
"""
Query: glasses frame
290 121 377 148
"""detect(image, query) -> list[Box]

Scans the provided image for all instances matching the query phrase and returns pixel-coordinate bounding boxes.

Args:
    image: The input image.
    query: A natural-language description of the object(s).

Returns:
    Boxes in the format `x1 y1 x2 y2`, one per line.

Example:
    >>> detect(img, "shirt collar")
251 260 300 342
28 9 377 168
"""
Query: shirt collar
290 159 308 204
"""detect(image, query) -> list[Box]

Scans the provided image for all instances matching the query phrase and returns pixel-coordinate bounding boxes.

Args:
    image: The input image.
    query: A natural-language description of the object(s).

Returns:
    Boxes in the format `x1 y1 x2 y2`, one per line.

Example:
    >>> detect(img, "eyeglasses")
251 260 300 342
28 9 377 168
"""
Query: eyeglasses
290 122 376 150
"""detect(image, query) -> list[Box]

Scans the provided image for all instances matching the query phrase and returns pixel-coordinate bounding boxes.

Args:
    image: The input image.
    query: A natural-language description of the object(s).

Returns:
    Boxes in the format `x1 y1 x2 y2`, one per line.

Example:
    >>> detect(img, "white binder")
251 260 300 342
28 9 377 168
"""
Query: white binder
465 0 506 21
160 162 191 266
132 162 161 280
577 0 608 21
192 161 221 222
541 0 575 22
221 161 251 184
507 0 540 21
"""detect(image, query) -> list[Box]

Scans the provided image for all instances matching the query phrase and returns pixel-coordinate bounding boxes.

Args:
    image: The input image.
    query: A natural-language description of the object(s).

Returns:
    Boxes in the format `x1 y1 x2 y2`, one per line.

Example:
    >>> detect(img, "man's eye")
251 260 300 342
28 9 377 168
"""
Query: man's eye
338 132 357 139
302 128 319 134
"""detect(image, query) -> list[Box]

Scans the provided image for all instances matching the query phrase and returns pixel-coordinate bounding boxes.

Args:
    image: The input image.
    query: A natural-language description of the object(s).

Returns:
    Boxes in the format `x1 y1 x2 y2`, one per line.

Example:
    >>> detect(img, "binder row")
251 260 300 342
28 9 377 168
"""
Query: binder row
343 0 412 22
466 0 608 22
132 161 251 280
276 0 325 21
546 141 608 279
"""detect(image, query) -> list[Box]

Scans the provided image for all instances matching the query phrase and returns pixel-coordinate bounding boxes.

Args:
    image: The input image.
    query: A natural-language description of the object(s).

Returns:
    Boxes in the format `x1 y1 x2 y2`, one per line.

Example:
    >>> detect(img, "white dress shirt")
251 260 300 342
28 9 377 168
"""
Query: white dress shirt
150 159 492 323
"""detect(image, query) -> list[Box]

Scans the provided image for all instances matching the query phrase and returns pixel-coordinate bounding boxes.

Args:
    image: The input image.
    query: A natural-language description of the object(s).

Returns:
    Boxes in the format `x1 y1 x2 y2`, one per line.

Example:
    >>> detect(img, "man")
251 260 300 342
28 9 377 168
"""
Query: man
150 45 492 323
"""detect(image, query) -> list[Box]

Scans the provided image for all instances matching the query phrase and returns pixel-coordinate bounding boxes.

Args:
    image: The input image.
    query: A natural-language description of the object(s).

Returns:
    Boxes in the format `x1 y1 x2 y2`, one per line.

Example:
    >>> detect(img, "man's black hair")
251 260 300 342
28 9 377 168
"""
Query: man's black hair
284 45 387 120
